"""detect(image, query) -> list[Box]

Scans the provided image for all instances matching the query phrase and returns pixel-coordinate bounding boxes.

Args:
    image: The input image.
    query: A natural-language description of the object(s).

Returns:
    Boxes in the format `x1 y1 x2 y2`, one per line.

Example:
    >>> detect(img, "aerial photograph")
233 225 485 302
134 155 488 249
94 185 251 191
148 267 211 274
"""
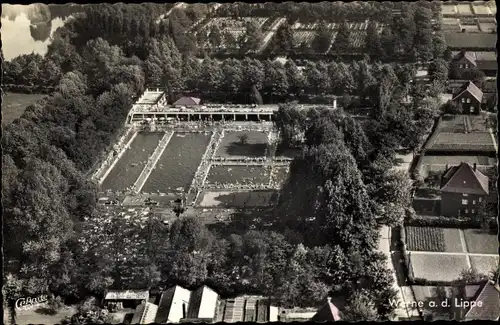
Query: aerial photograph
2 1 499 324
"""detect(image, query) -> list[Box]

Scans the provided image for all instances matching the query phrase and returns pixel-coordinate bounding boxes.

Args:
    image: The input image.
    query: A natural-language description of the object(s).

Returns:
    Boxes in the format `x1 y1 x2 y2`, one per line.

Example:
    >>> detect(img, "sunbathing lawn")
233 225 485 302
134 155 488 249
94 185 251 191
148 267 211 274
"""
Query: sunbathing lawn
205 165 271 186
216 131 269 158
197 190 279 208
1 92 46 125
470 256 499 276
463 229 499 254
410 254 469 282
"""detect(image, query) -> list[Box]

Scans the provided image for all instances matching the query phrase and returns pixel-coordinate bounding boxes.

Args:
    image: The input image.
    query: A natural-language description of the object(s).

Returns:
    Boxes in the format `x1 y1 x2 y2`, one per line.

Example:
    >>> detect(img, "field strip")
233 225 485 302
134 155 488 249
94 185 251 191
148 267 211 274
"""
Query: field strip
187 130 221 204
133 131 173 193
98 131 138 185
408 251 498 257
458 229 467 253
258 17 286 53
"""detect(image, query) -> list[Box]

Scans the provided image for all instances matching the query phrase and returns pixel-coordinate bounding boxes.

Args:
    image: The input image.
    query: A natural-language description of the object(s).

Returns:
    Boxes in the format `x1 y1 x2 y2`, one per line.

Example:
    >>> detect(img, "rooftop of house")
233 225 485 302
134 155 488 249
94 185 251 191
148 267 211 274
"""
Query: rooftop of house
464 281 500 321
155 285 191 324
186 285 218 320
453 51 478 66
131 302 159 324
105 290 150 301
440 162 489 195
173 96 202 106
136 91 166 105
452 81 484 102
311 297 341 322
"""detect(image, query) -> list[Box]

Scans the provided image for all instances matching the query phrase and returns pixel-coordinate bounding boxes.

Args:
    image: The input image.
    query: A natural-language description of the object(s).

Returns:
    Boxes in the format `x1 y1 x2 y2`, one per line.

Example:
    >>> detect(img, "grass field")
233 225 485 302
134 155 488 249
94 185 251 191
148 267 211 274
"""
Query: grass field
197 190 279 208
470 256 499 276
1 92 46 124
410 254 469 282
216 131 269 158
463 229 499 254
205 165 271 186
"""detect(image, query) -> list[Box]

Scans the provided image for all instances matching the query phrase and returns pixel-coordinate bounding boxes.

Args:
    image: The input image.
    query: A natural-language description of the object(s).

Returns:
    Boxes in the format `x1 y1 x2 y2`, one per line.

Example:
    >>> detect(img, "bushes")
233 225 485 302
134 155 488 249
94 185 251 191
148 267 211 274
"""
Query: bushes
405 215 482 229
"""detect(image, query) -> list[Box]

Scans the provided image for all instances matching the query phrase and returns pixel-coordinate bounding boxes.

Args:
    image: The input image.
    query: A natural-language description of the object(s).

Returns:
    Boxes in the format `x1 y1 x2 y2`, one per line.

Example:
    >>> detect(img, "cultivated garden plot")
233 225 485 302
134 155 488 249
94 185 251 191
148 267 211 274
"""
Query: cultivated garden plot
205 165 271 187
410 254 469 282
101 132 165 192
470 256 499 276
406 227 446 252
197 190 279 208
441 4 458 16
457 3 473 15
463 229 499 254
215 131 269 158
406 227 466 253
141 132 212 194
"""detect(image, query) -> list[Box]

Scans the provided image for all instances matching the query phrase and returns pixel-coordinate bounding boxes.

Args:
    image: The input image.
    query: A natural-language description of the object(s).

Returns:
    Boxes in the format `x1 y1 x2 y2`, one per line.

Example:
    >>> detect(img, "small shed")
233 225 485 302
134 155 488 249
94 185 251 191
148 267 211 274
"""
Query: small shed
104 290 150 309
173 96 201 107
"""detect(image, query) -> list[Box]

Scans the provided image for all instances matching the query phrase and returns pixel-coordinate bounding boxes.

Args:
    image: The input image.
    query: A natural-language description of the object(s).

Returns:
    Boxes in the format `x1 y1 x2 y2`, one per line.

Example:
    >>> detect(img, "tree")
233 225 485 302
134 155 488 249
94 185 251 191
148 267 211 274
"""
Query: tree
284 60 305 97
244 20 263 53
334 21 351 53
238 133 249 145
208 25 223 50
375 64 399 112
428 58 448 84
173 198 185 217
364 20 381 57
413 6 434 62
341 290 379 321
272 20 295 54
311 21 332 54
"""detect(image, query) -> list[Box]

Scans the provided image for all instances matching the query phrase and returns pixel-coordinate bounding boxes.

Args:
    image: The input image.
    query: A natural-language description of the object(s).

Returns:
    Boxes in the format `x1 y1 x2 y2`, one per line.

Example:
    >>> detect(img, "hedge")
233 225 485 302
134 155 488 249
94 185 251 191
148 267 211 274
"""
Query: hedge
404 216 482 228
411 278 488 287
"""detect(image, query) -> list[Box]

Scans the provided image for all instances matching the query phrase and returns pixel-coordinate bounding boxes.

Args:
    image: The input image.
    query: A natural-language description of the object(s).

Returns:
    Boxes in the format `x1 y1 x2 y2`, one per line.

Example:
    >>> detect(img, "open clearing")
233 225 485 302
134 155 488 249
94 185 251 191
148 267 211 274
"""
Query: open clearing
406 227 445 252
101 132 165 192
469 255 499 276
141 132 212 193
197 190 279 208
205 165 271 186
410 254 469 282
216 131 269 158
2 92 46 125
463 229 499 254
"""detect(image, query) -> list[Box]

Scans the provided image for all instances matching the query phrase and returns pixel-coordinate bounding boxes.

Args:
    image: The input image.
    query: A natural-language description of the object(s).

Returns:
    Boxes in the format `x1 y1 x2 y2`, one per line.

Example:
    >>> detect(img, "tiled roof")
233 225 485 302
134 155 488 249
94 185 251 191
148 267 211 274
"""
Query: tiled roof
186 285 218 320
174 96 201 106
464 281 500 320
440 162 489 195
131 302 159 324
104 290 149 300
311 298 341 322
155 285 191 323
453 51 477 66
452 81 484 102
477 60 498 71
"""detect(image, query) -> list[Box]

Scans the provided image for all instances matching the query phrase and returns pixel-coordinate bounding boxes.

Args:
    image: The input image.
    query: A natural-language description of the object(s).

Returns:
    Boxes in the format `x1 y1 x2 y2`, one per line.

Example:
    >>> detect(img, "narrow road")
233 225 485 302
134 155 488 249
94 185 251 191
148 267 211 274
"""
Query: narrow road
407 251 498 257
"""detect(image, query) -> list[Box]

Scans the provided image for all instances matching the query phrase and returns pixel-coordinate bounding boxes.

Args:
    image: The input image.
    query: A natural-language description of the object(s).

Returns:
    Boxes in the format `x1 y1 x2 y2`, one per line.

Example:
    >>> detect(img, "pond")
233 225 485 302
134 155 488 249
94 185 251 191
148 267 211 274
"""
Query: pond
1 4 83 61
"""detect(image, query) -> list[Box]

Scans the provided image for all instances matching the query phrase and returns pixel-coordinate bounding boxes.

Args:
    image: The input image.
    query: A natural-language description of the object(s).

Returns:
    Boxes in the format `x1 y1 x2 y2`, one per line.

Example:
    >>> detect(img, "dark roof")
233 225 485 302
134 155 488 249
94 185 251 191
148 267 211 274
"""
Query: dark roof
256 299 269 322
464 281 500 320
445 32 497 49
440 162 489 195
174 96 201 106
453 51 477 66
186 285 218 320
311 298 341 322
155 285 191 324
452 81 484 102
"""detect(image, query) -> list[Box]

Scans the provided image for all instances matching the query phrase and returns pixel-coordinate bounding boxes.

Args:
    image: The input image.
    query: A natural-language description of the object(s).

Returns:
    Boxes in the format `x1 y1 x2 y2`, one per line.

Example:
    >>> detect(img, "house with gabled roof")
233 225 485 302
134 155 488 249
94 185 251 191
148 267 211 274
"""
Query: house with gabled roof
131 302 159 324
311 297 341 322
155 285 192 323
440 162 489 217
184 285 219 321
461 281 500 321
451 51 477 70
173 96 201 107
452 81 483 115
